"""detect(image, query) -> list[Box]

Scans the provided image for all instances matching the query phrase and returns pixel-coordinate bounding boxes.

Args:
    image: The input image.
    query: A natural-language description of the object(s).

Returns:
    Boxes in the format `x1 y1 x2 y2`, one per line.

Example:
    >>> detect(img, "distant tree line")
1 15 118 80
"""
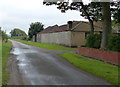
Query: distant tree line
10 28 27 37
10 28 27 40
9 22 44 41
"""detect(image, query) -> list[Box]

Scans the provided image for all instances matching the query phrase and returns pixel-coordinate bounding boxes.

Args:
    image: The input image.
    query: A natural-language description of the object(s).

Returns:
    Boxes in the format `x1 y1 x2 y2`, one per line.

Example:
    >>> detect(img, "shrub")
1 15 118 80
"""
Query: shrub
0 30 8 42
107 34 120 52
86 33 101 48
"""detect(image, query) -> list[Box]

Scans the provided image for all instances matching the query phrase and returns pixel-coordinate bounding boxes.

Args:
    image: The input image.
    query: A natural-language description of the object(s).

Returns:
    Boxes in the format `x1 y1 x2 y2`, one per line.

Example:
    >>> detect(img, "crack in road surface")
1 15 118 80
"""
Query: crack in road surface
8 40 111 85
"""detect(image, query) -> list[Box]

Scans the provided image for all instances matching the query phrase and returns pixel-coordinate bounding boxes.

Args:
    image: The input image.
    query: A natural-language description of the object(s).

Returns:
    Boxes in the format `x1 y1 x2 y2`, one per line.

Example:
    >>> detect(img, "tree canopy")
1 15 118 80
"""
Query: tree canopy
0 28 8 42
10 28 27 37
28 22 44 42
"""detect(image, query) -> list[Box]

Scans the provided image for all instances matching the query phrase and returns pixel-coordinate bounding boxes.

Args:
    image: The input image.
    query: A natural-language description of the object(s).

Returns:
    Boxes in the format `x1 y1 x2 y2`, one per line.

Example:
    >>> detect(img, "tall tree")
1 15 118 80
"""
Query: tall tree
70 2 102 34
28 22 44 42
100 2 112 49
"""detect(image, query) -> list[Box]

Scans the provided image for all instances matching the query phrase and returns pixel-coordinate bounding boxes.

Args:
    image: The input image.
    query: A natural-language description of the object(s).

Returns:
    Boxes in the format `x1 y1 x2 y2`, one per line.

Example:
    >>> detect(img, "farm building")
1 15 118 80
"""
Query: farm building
32 21 102 47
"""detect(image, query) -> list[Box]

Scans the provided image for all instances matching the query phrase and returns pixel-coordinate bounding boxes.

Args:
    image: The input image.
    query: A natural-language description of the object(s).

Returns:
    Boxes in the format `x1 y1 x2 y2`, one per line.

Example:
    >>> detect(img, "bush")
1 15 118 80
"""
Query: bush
0 30 8 42
86 33 101 48
107 34 120 52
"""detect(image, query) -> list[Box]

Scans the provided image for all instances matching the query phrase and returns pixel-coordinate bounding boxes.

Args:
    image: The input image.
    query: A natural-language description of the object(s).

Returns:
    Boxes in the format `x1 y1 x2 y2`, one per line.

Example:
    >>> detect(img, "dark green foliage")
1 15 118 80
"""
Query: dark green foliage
86 34 120 52
86 34 95 48
86 34 101 48
94 34 102 48
10 28 27 37
107 34 120 52
28 22 44 41
10 28 27 40
111 2 120 24
112 20 118 27
0 29 8 42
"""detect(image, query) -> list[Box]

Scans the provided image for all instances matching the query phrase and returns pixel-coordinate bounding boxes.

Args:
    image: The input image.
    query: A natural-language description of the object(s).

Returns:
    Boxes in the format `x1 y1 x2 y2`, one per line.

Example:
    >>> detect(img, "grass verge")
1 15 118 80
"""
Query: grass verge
15 39 72 50
1 41 12 86
0 42 2 86
58 52 119 85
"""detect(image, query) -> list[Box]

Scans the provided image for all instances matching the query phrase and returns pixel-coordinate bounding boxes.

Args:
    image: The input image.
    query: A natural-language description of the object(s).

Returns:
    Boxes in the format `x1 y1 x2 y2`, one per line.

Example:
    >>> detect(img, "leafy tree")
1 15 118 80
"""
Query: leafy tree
28 22 44 42
107 34 120 52
111 2 120 32
2 31 8 42
100 2 112 49
86 33 101 48
0 28 8 42
10 28 27 37
111 2 120 24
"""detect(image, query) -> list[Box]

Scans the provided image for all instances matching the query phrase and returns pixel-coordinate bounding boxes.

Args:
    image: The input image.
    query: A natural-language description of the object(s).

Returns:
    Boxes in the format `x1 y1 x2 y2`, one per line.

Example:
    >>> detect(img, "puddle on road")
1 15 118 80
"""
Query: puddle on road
11 47 38 68
10 47 67 85
11 48 37 55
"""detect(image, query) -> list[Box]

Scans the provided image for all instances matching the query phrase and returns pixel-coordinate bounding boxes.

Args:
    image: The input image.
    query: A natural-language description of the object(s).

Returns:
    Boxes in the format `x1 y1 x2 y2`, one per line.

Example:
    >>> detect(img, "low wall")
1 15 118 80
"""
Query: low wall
40 31 72 46
77 47 120 66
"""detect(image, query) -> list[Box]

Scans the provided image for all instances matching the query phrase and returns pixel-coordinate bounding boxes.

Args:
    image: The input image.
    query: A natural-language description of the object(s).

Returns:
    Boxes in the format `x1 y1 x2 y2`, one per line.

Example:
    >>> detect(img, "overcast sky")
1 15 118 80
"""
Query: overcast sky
0 0 88 34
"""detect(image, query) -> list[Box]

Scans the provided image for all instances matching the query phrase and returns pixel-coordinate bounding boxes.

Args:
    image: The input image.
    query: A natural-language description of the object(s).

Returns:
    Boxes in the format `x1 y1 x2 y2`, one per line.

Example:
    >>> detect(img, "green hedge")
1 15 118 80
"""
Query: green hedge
86 33 120 52
86 34 101 49
107 34 120 52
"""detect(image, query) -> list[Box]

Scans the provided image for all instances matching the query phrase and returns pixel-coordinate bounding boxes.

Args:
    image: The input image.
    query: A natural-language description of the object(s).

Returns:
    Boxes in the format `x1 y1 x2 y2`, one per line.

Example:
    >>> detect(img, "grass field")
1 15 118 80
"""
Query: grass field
59 52 119 85
1 41 12 86
15 39 72 50
0 42 2 86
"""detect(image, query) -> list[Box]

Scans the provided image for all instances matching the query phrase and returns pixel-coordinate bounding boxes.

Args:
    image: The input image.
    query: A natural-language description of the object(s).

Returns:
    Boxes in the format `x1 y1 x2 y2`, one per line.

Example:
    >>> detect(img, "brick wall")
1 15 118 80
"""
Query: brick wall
77 47 120 66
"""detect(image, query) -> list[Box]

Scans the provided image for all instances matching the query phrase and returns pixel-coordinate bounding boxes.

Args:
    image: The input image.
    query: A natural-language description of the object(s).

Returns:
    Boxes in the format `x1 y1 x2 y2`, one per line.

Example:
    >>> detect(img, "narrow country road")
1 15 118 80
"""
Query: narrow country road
8 40 110 85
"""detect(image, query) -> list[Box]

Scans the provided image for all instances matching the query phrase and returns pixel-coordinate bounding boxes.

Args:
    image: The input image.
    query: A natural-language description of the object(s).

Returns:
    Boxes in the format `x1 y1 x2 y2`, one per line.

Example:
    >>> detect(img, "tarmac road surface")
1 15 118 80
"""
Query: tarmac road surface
8 40 111 85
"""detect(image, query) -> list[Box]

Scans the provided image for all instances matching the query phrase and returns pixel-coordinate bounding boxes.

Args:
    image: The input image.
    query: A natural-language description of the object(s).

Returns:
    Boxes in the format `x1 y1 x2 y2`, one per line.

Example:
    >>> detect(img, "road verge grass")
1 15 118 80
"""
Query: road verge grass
1 41 12 85
58 52 119 85
0 41 2 86
15 39 72 50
